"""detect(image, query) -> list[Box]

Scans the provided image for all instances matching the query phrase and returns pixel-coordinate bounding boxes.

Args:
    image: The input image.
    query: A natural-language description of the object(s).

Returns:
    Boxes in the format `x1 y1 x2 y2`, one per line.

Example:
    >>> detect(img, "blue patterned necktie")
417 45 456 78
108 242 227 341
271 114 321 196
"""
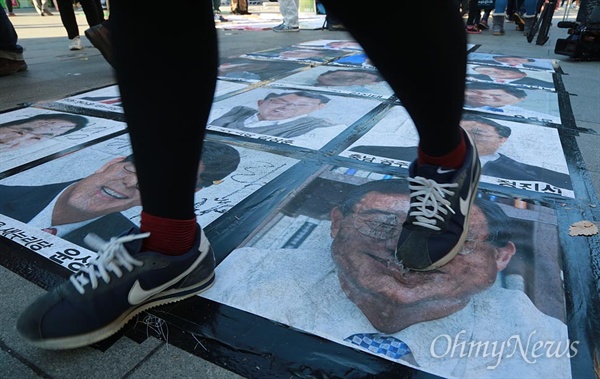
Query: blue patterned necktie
483 105 505 112
345 333 411 359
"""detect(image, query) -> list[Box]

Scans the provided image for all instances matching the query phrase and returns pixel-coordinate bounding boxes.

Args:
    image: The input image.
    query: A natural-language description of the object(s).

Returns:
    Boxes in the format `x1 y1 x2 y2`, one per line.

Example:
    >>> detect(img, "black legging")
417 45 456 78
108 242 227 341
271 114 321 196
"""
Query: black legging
56 0 104 39
320 0 466 157
3 0 13 13
467 0 481 25
111 0 217 219
110 0 465 220
0 6 20 52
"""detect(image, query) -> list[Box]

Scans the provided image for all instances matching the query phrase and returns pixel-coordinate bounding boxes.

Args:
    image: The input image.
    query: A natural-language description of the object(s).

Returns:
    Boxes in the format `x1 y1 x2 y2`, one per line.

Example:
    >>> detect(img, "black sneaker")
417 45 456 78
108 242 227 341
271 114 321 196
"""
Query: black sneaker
395 129 481 271
17 226 215 349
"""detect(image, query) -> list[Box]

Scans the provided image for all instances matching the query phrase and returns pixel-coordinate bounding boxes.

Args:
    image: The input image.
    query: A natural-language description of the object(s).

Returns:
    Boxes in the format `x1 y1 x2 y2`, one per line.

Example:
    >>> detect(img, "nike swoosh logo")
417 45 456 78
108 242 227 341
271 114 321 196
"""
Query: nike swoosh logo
127 247 207 305
459 167 477 216
460 191 471 217
437 167 455 174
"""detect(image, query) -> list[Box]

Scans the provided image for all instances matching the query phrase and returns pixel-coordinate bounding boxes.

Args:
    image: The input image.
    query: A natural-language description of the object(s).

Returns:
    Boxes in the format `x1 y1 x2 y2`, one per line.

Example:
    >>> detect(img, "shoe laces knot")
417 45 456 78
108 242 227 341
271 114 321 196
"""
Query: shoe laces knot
407 176 459 231
69 232 150 294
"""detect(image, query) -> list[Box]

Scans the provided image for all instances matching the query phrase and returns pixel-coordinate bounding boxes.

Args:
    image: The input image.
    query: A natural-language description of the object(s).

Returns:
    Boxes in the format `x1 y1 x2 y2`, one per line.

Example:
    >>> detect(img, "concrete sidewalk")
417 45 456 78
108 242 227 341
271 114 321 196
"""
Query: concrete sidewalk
1 5 599 379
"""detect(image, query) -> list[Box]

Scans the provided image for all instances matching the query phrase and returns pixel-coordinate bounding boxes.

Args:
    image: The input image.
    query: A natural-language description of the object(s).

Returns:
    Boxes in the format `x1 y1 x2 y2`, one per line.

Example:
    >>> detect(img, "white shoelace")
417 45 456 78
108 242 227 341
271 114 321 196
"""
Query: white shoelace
407 176 459 231
69 232 150 295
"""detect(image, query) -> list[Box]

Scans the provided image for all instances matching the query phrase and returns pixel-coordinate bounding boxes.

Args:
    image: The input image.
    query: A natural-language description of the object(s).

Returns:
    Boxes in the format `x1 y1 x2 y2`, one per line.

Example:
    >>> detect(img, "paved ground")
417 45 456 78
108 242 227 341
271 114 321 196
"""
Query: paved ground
1 4 599 379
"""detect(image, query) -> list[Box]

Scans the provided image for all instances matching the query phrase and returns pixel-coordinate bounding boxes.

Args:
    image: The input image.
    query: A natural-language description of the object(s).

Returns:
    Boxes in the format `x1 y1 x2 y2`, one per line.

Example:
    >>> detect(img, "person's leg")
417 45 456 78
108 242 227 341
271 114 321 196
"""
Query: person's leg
466 0 482 32
319 0 465 157
40 0 52 14
522 0 538 34
507 0 516 15
0 6 20 52
273 0 299 31
78 0 104 27
510 0 526 30
32 0 43 15
474 8 482 24
238 0 251 14
478 8 491 28
460 0 470 15
0 6 27 75
493 0 508 34
56 0 80 39
112 0 216 250
279 0 299 27
16 0 219 350
319 0 480 271
483 8 492 21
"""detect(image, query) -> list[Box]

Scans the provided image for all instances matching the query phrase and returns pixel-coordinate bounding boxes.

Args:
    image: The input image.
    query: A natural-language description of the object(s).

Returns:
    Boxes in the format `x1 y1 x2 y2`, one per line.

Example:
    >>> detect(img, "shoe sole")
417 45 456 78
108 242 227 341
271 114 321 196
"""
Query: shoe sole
85 26 115 68
24 243 216 350
409 131 482 272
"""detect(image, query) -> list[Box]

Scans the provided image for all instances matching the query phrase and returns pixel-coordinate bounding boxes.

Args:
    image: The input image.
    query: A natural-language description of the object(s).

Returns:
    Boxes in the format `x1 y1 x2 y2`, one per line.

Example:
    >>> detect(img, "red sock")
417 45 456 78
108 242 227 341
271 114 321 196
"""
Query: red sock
418 135 466 169
140 212 198 256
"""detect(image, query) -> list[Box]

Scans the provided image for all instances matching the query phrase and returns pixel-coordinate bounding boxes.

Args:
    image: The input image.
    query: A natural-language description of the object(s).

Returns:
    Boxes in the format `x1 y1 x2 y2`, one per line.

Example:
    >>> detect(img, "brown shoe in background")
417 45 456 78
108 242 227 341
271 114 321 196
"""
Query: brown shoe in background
85 23 114 68
0 56 28 77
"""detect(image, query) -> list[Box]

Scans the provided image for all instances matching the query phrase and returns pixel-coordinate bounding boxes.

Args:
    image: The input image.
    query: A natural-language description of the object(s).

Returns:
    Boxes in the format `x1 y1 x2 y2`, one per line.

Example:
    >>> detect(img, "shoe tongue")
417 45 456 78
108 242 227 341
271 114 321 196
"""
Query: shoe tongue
415 163 456 182
121 227 145 255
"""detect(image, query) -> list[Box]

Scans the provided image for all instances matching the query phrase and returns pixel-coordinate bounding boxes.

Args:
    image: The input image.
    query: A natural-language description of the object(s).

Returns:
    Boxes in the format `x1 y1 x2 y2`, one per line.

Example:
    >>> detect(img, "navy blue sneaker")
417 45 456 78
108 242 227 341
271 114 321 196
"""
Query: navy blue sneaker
395 129 481 271
17 226 215 349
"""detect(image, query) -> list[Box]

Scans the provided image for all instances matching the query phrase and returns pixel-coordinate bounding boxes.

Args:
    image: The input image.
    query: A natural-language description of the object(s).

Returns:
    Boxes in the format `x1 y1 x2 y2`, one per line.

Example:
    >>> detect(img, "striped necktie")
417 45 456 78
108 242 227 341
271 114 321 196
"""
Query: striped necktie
345 333 411 359
483 105 505 112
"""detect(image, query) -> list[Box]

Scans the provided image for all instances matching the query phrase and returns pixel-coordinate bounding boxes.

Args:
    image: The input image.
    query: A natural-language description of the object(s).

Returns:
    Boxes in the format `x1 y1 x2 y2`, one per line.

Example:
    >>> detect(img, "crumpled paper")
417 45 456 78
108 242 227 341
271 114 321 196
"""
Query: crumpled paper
569 220 599 236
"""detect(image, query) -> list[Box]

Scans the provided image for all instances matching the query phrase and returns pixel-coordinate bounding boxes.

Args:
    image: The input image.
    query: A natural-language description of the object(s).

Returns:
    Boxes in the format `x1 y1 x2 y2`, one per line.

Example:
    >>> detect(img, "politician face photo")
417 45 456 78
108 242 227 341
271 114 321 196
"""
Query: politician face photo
257 92 328 120
329 184 515 333
204 174 570 378
207 87 382 150
269 65 393 99
1 113 88 153
466 64 555 91
339 106 572 196
316 69 382 87
464 82 561 124
467 52 555 72
294 39 364 52
0 108 127 175
241 46 351 64
217 58 308 83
